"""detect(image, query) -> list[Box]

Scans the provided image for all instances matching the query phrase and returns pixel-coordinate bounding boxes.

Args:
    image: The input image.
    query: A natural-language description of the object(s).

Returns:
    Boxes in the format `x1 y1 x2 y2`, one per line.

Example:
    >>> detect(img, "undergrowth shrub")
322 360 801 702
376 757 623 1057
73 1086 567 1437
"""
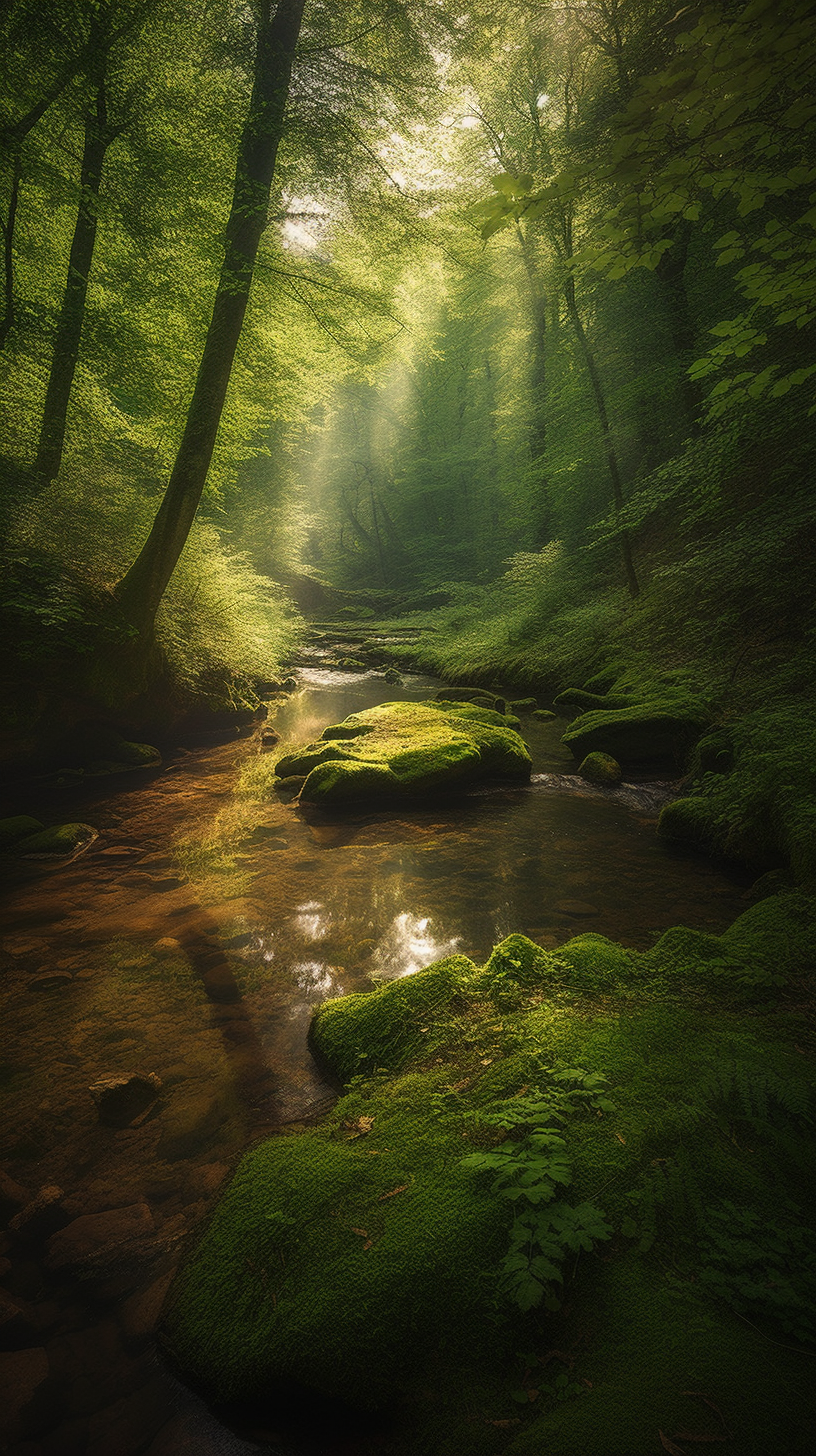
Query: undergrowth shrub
1 466 300 708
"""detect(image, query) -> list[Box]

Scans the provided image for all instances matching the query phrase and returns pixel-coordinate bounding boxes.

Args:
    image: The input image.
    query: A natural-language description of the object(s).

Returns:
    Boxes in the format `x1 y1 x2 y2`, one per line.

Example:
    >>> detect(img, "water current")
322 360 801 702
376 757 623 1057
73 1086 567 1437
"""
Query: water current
0 661 752 1455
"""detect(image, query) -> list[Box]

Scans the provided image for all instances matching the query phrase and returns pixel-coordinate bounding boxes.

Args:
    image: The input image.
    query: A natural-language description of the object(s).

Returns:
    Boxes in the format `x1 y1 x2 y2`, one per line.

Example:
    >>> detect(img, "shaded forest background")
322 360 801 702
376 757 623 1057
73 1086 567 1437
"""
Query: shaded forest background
1 0 814 757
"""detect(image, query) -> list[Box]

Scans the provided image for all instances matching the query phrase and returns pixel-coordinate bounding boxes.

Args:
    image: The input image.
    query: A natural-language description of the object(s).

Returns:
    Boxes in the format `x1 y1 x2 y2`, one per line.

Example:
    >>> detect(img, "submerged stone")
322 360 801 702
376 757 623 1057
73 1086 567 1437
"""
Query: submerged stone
16 823 98 858
274 700 531 806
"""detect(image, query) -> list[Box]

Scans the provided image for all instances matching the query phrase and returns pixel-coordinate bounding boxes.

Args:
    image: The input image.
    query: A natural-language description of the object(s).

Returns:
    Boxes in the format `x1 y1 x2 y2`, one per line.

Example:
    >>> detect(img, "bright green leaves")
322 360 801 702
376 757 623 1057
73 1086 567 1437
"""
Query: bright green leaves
461 1068 614 1311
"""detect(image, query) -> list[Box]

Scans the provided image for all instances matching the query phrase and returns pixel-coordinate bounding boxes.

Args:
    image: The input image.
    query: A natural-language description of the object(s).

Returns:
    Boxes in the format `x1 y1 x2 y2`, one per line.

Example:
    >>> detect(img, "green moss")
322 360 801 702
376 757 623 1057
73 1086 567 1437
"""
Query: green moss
163 900 816 1454
504 1258 814 1456
577 751 622 785
658 795 717 850
553 689 631 712
16 821 97 856
435 701 521 729
682 705 816 881
277 701 531 806
0 814 44 848
161 1073 508 1408
581 664 624 693
311 953 477 1081
563 701 711 764
693 728 734 775
557 933 635 991
533 708 556 720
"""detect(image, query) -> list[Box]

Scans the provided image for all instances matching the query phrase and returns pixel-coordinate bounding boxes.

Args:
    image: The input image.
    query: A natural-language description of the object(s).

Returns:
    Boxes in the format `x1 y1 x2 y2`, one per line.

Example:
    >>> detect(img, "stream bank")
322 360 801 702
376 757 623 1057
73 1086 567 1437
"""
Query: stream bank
0 652 778 1456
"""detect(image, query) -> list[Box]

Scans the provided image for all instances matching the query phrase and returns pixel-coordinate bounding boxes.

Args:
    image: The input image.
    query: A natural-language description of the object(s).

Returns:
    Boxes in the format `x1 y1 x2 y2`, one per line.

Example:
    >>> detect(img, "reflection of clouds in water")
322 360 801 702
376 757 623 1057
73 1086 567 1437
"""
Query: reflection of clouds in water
371 912 460 981
295 901 328 940
290 960 337 1000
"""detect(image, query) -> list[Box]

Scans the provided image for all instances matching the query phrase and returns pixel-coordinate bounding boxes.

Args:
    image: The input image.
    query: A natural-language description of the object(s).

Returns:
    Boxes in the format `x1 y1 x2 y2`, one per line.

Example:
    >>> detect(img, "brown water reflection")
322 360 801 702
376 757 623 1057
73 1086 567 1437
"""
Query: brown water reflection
0 666 750 1454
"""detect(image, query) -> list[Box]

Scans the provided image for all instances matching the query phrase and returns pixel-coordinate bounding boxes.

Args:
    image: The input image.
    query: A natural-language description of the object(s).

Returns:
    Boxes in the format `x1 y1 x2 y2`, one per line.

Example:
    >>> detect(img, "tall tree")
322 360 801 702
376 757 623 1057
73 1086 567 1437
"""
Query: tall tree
115 0 307 634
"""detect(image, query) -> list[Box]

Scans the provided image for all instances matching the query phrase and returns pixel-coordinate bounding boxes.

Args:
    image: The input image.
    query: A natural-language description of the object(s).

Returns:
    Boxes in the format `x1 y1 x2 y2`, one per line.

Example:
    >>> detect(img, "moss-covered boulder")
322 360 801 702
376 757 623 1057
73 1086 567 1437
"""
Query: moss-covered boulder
50 725 161 777
554 688 631 713
562 702 710 765
16 822 97 858
533 708 556 720
275 701 531 806
577 752 622 785
162 902 816 1454
435 686 506 713
657 795 717 851
0 815 44 849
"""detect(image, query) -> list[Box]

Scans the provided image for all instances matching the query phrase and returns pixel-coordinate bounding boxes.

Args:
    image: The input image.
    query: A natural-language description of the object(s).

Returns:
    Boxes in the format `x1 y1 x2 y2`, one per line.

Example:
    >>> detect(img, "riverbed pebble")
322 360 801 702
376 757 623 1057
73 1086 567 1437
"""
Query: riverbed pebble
89 1073 162 1128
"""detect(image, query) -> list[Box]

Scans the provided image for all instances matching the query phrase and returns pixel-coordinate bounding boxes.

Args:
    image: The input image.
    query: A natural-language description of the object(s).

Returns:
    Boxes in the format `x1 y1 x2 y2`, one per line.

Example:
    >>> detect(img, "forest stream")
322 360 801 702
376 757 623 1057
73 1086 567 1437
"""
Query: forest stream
0 654 752 1456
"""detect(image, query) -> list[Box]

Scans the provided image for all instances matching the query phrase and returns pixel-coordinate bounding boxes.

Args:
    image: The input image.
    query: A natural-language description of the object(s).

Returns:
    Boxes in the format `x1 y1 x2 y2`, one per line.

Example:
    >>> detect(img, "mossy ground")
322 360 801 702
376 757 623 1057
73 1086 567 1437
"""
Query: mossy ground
274 700 531 805
163 895 816 1456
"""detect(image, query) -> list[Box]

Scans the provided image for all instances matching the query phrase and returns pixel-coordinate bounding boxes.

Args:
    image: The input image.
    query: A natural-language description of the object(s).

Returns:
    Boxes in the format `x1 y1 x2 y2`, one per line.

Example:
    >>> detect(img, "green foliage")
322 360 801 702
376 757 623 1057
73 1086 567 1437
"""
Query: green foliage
462 1071 614 1312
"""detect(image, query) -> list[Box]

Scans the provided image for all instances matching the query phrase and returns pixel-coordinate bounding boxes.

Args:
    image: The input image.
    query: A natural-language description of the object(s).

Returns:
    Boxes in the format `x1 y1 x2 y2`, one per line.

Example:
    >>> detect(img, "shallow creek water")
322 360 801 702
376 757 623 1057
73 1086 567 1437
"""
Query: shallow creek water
0 665 751 1455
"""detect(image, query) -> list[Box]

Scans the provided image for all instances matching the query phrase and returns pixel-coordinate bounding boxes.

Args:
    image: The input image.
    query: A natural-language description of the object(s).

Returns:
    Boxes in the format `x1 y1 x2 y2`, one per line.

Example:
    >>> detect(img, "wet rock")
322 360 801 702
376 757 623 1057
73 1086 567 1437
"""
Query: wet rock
562 701 710 765
199 963 241 1004
281 676 299 692
10 1187 70 1245
382 666 403 684
0 1346 58 1441
578 751 622 785
28 970 74 991
260 728 280 747
16 824 98 859
86 1375 174 1456
278 701 530 807
156 1090 228 1162
46 1202 154 1275
0 1289 39 1350
274 774 305 796
117 1270 175 1350
0 1167 29 1223
554 899 599 918
0 814 44 849
89 1074 162 1128
154 938 182 955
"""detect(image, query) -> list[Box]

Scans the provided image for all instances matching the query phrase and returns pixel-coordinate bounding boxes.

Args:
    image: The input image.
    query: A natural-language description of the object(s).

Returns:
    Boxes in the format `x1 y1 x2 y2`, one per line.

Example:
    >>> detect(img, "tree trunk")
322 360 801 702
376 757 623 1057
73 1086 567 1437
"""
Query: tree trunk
115 0 307 634
35 77 111 484
516 224 551 543
563 272 640 598
0 148 22 350
655 223 702 432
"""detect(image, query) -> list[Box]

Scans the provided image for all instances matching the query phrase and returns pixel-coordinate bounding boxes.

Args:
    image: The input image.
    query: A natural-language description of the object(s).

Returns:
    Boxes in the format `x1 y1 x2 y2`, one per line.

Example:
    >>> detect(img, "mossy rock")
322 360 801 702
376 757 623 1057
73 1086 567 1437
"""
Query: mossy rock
577 752 622 785
51 725 161 775
694 728 735 776
657 796 717 850
16 822 97 858
275 701 531 806
533 708 556 721
509 697 537 712
163 906 816 1451
0 815 44 849
553 688 631 712
311 953 477 1082
581 665 624 693
562 702 710 765
435 687 506 713
556 933 635 991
